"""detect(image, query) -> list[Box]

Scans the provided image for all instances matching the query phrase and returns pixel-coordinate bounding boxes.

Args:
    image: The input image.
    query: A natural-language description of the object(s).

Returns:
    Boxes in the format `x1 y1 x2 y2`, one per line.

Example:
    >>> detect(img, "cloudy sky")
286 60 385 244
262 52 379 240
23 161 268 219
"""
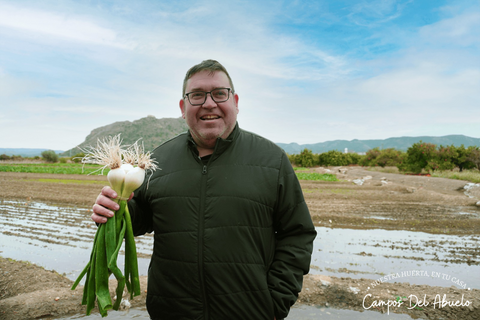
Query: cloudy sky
1 0 479 150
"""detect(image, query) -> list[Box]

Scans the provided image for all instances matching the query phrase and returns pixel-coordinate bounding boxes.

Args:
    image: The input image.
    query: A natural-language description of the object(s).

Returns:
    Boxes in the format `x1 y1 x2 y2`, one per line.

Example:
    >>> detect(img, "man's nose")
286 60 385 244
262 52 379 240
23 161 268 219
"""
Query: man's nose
202 93 217 107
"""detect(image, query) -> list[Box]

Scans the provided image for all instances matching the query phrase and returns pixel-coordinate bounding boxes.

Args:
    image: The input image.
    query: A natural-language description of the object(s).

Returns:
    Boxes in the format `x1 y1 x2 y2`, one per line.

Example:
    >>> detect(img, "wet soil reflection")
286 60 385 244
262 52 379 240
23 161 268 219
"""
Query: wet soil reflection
311 227 479 289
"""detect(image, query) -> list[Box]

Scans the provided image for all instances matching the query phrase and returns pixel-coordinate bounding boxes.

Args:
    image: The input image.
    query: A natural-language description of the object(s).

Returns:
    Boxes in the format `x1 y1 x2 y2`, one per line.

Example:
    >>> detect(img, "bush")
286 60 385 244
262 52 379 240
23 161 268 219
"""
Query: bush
427 145 457 172
318 150 349 166
397 141 436 174
287 153 296 165
0 154 10 161
467 146 480 170
361 148 405 167
345 153 363 165
294 149 317 167
397 142 478 173
360 148 381 167
288 149 362 167
376 148 405 168
41 150 59 163
451 145 472 172
59 157 68 163
71 152 85 163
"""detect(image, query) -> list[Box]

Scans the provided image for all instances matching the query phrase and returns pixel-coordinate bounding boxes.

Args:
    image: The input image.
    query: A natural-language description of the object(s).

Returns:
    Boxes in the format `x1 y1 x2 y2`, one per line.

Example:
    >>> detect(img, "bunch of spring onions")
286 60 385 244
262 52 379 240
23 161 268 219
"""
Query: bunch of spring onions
71 135 158 317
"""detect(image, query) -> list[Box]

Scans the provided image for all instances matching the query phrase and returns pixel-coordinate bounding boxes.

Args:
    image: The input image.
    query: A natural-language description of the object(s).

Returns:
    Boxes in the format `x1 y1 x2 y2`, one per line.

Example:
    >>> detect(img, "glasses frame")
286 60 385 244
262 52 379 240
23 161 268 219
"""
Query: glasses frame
184 88 233 106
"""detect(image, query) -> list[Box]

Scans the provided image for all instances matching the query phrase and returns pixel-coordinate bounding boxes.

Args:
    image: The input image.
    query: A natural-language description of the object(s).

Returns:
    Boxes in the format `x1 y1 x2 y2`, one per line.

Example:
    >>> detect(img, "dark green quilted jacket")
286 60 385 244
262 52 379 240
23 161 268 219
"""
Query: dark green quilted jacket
128 123 316 320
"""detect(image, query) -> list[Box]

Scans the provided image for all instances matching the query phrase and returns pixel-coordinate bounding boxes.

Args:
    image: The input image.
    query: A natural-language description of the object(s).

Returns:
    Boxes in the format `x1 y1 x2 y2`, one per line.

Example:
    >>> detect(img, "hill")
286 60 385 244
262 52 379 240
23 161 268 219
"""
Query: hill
3 116 479 157
61 116 189 156
276 135 480 154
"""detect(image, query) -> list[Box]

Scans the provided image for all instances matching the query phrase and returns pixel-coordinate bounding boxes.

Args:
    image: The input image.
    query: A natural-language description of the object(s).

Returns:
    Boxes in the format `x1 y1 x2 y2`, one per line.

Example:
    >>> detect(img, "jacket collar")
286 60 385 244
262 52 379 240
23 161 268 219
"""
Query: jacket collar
187 122 240 159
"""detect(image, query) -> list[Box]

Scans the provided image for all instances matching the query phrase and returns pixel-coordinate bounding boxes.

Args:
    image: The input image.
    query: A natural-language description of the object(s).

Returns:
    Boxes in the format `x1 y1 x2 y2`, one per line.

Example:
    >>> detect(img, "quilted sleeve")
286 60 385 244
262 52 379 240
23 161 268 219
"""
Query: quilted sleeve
268 152 317 319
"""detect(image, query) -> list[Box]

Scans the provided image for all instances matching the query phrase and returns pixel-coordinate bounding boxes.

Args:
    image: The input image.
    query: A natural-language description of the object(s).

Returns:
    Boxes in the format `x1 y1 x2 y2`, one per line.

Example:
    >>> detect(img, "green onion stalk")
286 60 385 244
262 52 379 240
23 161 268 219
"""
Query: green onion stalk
71 135 158 317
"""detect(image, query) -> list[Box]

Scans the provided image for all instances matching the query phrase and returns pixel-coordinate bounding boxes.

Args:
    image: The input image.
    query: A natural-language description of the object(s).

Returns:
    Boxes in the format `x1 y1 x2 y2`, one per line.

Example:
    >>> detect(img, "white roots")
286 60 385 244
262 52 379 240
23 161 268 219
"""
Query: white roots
80 134 159 174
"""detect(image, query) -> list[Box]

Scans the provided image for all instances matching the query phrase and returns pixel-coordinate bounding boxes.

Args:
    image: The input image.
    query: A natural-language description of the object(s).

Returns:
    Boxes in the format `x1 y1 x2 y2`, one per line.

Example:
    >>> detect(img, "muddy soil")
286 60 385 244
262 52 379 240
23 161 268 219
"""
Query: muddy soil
306 167 480 235
1 168 480 319
0 256 148 319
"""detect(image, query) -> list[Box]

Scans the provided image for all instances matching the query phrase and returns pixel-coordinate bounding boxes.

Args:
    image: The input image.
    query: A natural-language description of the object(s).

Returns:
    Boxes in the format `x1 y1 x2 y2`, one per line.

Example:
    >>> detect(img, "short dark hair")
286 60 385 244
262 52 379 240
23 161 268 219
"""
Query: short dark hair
182 59 235 96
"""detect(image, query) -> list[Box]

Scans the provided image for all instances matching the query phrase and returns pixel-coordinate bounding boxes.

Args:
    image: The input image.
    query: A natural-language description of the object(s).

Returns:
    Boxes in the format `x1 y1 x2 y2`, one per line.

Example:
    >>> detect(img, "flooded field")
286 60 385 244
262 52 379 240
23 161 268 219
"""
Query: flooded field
312 227 480 289
1 200 479 289
50 304 413 320
0 200 153 281
1 169 479 319
0 200 415 320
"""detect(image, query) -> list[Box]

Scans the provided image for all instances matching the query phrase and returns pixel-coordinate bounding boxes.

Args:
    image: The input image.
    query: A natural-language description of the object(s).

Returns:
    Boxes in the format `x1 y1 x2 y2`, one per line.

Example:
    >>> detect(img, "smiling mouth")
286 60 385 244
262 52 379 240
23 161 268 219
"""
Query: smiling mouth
200 115 220 120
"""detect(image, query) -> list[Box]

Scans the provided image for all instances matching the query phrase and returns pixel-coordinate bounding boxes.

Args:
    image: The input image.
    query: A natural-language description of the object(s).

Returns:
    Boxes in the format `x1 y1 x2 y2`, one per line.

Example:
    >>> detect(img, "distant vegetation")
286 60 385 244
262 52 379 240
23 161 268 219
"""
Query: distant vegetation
0 151 85 165
41 150 59 163
2 137 480 183
0 163 108 175
289 149 361 167
288 142 480 183
295 172 339 181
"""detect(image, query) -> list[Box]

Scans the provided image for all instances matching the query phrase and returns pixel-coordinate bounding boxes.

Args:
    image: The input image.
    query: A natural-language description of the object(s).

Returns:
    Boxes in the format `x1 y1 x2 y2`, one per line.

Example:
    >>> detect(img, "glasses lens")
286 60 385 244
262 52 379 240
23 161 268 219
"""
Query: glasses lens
211 88 229 102
188 92 206 104
187 88 230 105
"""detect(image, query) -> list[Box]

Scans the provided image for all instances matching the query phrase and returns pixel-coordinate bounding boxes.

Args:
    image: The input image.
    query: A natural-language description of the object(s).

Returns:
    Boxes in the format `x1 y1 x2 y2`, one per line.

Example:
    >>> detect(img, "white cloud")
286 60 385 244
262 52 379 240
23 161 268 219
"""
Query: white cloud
0 71 40 97
419 11 480 47
347 0 411 26
0 3 133 49
1 1 480 149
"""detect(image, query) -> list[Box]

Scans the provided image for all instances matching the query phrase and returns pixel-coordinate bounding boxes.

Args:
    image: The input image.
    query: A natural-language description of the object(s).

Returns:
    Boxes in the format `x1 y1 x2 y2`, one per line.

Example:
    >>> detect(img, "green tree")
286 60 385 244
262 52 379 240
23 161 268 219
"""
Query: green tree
360 148 404 167
41 150 59 163
345 153 362 165
397 141 436 174
295 149 317 167
466 146 480 170
453 145 475 172
376 148 405 168
318 150 349 166
71 152 85 163
427 145 456 172
360 148 381 166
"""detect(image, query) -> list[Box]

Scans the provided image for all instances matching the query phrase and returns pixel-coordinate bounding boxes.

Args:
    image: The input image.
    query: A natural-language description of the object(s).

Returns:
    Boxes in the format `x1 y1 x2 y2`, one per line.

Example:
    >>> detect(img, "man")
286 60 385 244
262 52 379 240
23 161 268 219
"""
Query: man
93 59 316 319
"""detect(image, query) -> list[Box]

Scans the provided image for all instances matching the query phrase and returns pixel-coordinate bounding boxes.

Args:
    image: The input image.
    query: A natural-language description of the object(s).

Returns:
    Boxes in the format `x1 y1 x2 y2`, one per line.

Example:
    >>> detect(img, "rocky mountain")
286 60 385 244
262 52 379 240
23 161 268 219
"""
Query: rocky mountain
61 116 189 156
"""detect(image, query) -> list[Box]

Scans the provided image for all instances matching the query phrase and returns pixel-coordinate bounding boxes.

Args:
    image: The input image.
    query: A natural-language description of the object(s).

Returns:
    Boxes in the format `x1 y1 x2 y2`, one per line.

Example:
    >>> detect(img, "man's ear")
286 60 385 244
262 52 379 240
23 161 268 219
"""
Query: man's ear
179 99 186 119
234 93 239 114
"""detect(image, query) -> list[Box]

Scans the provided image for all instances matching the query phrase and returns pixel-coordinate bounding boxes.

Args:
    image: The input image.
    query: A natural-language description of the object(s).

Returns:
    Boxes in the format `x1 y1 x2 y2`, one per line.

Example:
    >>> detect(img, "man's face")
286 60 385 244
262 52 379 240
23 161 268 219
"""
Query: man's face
180 70 239 149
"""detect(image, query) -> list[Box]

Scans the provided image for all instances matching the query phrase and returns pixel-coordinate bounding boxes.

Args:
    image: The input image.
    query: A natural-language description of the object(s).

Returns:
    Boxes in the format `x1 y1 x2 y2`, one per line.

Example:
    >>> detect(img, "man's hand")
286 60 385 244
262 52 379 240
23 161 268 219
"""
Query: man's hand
91 186 133 224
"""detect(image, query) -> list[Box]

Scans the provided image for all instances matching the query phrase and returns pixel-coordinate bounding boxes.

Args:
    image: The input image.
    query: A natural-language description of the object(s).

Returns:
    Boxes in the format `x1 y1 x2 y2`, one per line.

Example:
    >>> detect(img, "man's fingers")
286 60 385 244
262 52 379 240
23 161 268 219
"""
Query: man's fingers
95 193 120 211
93 203 114 217
101 185 118 199
91 211 108 224
92 198 116 224
91 186 132 224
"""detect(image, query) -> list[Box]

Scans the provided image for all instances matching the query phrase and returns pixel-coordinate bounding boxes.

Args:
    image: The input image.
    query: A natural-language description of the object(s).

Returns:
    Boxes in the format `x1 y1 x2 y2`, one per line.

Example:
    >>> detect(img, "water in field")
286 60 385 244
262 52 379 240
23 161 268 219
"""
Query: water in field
0 200 153 281
48 304 413 319
311 227 480 289
1 199 479 319
1 199 478 289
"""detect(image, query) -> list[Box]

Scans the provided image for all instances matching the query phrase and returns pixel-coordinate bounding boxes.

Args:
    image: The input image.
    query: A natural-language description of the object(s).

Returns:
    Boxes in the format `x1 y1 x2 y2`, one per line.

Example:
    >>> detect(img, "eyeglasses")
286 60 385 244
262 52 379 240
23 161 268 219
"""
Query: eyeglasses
184 88 232 106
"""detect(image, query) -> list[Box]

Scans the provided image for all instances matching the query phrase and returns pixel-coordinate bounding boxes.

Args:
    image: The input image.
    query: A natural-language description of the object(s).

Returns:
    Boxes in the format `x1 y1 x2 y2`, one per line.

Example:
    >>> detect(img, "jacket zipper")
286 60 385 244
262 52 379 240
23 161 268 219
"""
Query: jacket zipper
198 163 209 318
